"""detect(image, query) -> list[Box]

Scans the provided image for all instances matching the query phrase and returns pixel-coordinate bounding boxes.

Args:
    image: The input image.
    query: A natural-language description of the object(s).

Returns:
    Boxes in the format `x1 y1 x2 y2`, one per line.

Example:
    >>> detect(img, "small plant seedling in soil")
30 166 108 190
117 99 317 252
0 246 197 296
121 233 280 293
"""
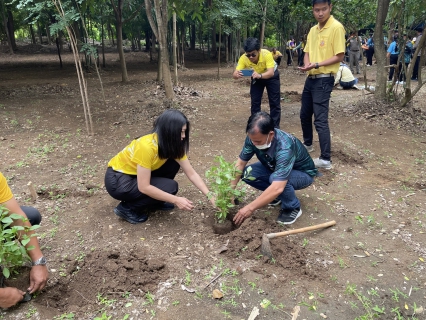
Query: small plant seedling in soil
205 156 247 224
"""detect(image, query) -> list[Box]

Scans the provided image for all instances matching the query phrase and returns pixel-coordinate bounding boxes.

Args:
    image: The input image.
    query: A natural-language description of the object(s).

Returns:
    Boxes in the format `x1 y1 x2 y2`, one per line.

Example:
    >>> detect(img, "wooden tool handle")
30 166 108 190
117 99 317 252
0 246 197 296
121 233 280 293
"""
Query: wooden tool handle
267 220 336 239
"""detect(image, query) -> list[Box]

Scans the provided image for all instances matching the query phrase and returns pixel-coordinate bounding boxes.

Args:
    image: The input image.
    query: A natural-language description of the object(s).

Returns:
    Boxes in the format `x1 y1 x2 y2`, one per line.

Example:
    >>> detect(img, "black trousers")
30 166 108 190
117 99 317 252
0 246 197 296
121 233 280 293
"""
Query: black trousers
412 56 420 80
300 76 334 161
275 56 282 66
21 206 41 226
104 159 180 212
366 48 374 65
298 50 305 66
389 54 401 81
286 49 292 65
250 69 281 128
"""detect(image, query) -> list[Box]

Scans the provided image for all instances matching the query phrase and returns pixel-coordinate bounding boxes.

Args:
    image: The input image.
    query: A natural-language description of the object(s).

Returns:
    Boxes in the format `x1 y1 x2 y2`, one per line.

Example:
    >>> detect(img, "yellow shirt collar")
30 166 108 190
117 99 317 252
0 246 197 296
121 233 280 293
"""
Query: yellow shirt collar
316 15 335 31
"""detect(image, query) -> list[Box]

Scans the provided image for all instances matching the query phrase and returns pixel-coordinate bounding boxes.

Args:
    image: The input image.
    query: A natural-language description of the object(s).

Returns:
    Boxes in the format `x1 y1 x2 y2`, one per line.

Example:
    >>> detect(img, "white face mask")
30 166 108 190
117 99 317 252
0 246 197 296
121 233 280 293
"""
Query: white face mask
254 133 271 150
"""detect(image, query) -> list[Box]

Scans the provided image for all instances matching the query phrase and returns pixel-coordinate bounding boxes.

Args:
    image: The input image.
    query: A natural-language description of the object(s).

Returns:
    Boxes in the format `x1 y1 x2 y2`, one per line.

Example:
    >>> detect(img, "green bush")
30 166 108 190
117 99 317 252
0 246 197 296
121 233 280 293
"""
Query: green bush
205 156 247 224
0 205 38 278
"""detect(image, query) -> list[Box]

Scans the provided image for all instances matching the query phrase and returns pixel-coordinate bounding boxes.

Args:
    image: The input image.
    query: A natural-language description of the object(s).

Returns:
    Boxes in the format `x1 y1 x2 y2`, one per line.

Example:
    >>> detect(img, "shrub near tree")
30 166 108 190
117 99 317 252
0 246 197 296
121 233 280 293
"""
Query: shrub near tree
0 205 38 280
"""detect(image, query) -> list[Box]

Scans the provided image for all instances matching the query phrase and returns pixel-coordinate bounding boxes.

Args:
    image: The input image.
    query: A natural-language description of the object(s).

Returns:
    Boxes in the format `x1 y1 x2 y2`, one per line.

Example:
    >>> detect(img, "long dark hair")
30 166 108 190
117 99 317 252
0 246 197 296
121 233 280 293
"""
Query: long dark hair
151 109 190 159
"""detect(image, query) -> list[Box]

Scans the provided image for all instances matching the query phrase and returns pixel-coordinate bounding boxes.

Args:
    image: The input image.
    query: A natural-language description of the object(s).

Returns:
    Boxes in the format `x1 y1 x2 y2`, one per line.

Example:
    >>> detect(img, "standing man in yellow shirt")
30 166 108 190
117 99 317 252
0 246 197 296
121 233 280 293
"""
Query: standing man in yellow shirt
299 0 345 169
233 37 281 128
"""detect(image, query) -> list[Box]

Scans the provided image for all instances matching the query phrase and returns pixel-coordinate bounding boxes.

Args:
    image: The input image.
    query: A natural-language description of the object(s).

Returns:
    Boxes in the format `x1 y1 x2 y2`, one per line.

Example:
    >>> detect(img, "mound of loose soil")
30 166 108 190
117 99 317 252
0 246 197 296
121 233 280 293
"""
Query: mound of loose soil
37 246 167 312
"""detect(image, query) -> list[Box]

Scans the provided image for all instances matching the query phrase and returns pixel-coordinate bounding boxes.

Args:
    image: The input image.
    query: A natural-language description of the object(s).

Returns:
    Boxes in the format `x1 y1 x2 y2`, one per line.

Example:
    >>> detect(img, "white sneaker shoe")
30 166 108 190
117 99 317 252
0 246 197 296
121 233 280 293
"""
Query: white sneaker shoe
304 144 314 153
313 158 332 170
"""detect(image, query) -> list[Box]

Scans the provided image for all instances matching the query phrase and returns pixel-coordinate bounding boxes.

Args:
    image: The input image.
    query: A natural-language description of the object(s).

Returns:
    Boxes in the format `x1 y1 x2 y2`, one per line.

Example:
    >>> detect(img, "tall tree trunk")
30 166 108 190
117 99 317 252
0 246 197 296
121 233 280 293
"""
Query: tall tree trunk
217 21 221 79
37 21 43 44
211 22 217 57
259 0 267 47
172 3 178 84
190 21 195 50
1 0 14 54
108 22 115 46
180 22 185 67
101 10 106 68
56 37 63 68
45 24 51 44
7 10 17 50
225 33 228 63
112 0 129 82
29 24 36 44
145 0 174 99
373 0 391 100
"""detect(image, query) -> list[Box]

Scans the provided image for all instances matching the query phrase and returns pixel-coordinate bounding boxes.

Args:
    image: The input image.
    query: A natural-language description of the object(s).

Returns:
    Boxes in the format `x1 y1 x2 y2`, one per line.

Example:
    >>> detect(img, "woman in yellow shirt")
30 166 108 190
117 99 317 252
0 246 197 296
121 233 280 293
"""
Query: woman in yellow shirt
105 109 215 224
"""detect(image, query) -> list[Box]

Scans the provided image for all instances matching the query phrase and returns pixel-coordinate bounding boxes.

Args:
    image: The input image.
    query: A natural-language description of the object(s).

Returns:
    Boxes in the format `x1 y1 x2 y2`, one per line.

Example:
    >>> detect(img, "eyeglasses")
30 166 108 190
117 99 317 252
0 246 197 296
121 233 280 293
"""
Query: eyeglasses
245 53 257 58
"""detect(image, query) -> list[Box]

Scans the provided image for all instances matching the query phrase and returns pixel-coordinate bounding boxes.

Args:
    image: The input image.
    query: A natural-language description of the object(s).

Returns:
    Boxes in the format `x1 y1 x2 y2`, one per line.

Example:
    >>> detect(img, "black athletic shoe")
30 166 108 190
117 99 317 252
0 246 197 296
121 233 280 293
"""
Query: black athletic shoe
114 203 149 224
268 198 282 206
156 202 175 210
276 207 302 225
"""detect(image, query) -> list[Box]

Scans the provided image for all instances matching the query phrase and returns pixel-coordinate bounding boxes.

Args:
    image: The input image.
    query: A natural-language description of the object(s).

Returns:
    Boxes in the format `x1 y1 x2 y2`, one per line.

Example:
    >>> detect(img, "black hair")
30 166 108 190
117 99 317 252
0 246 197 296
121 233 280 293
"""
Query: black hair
246 111 275 135
151 109 189 159
312 0 331 5
243 37 260 52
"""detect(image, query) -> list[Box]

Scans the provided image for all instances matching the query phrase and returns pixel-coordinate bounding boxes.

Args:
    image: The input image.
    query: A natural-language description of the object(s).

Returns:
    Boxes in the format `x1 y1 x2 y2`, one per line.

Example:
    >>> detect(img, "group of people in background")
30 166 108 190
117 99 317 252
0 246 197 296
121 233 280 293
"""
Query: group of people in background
387 28 423 84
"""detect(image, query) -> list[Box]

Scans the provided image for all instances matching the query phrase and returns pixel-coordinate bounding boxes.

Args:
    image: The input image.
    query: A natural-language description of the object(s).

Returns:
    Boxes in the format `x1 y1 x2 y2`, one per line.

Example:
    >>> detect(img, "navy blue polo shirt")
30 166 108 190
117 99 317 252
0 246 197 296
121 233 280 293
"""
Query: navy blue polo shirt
239 129 318 181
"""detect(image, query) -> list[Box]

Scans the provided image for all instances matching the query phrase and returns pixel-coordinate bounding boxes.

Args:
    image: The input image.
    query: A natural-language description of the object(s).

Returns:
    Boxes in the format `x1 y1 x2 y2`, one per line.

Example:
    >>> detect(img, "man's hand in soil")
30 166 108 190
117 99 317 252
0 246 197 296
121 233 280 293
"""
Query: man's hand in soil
174 197 194 210
0 287 26 308
233 206 254 225
28 265 48 294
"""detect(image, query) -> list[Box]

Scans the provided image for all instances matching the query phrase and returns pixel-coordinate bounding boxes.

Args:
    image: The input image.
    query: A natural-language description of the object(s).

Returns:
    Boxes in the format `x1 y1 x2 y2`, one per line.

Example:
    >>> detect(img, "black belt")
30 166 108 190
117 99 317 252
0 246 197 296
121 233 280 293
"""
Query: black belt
308 73 334 79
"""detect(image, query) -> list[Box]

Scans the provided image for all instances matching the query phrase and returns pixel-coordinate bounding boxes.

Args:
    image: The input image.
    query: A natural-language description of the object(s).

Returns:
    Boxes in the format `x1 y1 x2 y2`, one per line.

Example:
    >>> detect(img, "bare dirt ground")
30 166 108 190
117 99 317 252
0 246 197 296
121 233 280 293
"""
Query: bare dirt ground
0 44 426 320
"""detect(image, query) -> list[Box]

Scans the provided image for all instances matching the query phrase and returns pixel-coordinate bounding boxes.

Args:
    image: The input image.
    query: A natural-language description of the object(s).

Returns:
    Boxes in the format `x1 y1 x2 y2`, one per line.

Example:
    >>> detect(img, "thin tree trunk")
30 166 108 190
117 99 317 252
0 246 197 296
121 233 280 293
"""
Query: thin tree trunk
37 21 43 44
217 21 221 79
259 0 267 47
101 19 106 67
45 24 51 44
172 3 178 84
211 22 217 58
0 0 14 54
190 22 195 50
56 37 63 68
112 0 129 82
29 24 36 44
181 22 185 68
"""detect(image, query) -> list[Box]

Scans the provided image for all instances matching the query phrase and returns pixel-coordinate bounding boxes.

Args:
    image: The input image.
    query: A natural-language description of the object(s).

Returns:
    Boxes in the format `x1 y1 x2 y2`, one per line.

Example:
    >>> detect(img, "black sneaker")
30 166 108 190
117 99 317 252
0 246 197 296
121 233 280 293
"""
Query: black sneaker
114 204 149 224
152 202 175 211
268 198 282 206
276 208 302 225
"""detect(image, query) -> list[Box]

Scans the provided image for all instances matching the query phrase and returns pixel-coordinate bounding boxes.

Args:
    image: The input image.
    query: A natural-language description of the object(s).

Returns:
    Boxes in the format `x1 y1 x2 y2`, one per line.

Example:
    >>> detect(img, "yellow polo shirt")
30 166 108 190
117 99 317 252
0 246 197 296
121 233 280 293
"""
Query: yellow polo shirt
236 49 276 74
108 133 187 175
0 172 13 204
272 50 282 60
304 15 345 75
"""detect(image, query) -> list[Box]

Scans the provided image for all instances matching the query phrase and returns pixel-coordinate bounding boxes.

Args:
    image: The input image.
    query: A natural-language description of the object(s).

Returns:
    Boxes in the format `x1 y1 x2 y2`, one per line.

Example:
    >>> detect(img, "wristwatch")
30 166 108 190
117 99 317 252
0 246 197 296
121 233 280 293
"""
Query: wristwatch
315 62 320 69
32 256 47 266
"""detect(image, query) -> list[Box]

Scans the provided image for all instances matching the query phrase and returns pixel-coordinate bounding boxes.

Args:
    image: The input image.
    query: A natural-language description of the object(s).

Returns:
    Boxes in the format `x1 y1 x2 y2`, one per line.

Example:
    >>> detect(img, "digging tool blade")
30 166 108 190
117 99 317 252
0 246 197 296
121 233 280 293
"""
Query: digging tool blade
260 233 273 259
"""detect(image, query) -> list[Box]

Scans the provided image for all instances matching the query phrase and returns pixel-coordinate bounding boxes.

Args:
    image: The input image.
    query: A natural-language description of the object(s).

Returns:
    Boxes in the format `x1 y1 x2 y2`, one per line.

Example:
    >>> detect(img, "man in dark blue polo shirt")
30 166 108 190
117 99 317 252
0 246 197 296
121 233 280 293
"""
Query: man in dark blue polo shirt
232 112 318 225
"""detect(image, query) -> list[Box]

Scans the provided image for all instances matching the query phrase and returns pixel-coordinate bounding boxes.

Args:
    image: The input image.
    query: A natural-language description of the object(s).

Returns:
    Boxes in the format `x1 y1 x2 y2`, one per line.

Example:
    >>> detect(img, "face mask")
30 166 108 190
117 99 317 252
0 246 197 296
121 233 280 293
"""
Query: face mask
255 133 271 150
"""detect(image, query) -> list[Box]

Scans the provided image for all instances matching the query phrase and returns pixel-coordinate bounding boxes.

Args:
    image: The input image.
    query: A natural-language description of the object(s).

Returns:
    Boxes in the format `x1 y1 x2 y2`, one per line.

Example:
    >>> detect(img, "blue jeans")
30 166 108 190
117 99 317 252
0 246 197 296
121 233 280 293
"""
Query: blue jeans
241 162 314 210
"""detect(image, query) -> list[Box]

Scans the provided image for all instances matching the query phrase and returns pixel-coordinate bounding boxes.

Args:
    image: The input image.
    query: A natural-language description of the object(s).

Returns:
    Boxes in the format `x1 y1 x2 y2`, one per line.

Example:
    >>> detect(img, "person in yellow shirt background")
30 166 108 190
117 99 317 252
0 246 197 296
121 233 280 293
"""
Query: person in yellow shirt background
334 62 359 89
271 47 283 66
0 172 48 308
104 109 216 224
233 37 281 128
286 38 296 66
298 0 345 170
